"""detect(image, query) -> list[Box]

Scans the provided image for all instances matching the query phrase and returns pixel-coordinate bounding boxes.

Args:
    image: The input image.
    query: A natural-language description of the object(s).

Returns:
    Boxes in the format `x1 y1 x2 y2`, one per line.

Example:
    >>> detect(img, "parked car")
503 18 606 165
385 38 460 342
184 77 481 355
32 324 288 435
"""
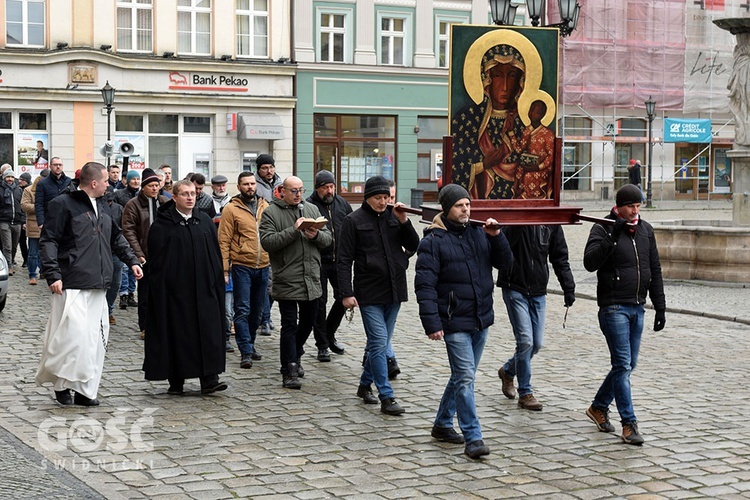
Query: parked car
0 252 8 312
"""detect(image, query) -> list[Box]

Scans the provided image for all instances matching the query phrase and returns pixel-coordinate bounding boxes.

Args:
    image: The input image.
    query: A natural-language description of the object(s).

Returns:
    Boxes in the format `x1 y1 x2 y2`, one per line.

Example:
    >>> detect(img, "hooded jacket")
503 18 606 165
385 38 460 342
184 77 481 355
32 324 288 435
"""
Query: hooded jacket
415 214 512 335
0 179 24 224
259 197 332 301
583 209 666 310
39 189 138 289
217 194 270 272
337 202 419 305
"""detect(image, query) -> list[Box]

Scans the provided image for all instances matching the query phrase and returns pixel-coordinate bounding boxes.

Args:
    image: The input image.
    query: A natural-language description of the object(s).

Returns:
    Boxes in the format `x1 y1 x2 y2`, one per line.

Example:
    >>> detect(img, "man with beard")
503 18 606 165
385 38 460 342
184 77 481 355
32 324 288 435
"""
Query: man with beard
255 154 282 202
218 172 270 369
306 170 351 360
144 180 228 396
190 173 217 219
210 175 231 215
35 157 71 229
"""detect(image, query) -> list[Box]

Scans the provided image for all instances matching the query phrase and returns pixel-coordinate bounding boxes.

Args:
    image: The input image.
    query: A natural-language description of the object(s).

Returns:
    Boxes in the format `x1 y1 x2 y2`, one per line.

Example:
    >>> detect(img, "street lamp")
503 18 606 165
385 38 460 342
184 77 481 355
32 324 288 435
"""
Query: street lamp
489 0 581 36
101 81 115 166
645 95 656 208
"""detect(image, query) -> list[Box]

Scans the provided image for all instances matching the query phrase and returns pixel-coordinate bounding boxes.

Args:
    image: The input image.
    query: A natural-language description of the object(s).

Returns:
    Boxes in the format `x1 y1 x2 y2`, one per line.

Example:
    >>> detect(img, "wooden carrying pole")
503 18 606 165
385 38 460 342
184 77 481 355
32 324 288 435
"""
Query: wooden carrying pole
392 204 614 227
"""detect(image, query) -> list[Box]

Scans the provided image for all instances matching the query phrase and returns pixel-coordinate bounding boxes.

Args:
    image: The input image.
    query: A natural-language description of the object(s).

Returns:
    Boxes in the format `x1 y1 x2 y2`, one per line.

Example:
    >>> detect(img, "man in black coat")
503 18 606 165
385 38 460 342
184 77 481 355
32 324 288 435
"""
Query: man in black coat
36 162 141 406
415 183 511 459
0 169 24 274
496 223 576 411
144 179 227 396
338 175 419 416
307 169 352 360
34 157 71 229
583 184 666 446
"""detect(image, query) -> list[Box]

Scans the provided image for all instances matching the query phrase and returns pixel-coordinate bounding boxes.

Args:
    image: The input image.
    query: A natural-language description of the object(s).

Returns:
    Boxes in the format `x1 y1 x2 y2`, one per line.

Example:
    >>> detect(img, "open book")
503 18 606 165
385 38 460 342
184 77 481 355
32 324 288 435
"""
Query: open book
298 216 328 231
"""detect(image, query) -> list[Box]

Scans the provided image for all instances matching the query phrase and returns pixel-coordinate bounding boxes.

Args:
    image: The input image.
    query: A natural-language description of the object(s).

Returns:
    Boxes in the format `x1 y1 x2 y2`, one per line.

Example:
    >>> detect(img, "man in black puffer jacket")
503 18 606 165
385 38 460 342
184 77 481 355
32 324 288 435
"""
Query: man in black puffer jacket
496 224 576 412
583 184 666 446
415 184 512 460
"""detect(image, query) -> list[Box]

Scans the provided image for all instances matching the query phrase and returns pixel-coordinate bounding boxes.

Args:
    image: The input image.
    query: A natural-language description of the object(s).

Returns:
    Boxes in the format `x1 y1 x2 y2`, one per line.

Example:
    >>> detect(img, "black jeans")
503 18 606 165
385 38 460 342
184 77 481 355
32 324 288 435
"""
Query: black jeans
278 299 317 375
312 261 346 349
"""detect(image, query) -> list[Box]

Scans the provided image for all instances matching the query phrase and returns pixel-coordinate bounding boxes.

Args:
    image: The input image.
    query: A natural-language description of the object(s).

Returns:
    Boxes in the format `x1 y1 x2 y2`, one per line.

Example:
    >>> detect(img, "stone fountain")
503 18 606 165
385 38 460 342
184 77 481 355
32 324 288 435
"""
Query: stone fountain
651 17 750 283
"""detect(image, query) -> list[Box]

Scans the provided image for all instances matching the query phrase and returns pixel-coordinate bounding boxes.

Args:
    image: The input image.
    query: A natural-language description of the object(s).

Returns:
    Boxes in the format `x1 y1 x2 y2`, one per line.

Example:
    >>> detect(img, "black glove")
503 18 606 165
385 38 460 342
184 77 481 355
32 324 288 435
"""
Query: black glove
610 218 628 241
564 291 575 307
654 309 666 331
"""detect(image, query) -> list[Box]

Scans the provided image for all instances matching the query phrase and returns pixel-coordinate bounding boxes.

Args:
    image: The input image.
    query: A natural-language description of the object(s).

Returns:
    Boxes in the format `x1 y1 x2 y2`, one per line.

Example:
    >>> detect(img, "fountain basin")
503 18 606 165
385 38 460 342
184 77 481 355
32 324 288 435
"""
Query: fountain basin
654 220 750 283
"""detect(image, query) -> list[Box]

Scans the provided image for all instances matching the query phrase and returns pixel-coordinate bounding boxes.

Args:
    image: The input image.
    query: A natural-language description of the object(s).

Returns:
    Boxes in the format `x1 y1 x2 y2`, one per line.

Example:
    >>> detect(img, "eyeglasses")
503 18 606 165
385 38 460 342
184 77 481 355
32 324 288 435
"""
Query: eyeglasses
51 163 63 167
286 188 306 195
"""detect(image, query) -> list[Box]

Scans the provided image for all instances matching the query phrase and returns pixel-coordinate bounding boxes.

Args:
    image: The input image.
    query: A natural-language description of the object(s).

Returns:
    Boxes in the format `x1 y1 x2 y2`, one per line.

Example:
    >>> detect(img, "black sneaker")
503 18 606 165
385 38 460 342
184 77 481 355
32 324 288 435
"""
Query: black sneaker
225 340 235 352
586 405 616 433
356 384 378 404
296 358 305 378
431 425 465 444
380 398 405 415
621 422 645 446
127 293 138 307
251 350 262 361
317 348 331 362
119 296 128 310
201 381 228 395
464 439 490 459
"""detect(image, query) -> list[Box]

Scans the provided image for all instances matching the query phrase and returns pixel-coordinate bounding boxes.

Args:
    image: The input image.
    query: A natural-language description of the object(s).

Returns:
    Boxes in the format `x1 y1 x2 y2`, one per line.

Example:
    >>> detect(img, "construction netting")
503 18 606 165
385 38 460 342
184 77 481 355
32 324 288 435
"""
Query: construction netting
558 0 742 114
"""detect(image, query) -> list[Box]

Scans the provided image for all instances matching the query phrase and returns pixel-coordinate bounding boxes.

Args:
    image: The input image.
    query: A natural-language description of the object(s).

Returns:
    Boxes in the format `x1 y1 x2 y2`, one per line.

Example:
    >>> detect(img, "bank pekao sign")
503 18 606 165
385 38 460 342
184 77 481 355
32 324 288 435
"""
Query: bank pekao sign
167 71 248 92
663 118 712 143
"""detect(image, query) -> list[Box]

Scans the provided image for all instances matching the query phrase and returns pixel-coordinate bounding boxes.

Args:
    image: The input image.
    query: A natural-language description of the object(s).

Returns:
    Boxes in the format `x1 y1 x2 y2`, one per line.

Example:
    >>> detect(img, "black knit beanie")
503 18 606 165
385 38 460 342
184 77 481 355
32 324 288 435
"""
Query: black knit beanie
439 184 470 214
363 175 391 200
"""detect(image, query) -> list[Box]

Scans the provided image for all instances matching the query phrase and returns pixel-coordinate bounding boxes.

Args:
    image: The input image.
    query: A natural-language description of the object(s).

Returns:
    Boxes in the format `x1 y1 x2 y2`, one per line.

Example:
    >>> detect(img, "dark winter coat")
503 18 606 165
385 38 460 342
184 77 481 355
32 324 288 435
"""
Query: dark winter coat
39 189 138 289
583 210 666 310
0 180 24 224
497 225 575 297
415 214 512 335
143 201 226 381
259 198 332 301
628 163 642 186
113 185 138 207
34 172 71 226
121 191 169 261
306 191 352 263
337 203 420 305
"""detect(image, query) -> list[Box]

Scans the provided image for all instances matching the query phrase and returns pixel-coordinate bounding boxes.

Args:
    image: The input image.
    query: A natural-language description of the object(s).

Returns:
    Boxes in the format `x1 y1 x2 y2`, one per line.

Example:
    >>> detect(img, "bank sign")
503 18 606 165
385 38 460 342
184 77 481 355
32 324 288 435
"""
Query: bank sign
167 71 248 92
664 118 712 143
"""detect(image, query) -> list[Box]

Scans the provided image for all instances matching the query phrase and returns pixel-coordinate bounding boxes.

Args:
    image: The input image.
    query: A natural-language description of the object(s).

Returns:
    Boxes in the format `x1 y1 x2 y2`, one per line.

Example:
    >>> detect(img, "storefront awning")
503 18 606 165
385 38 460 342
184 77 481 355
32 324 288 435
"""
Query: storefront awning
237 113 285 140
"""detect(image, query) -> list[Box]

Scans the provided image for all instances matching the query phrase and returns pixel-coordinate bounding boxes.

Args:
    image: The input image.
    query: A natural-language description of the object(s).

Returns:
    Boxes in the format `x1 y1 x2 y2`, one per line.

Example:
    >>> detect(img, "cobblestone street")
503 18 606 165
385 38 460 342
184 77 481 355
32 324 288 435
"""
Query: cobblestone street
1 201 749 499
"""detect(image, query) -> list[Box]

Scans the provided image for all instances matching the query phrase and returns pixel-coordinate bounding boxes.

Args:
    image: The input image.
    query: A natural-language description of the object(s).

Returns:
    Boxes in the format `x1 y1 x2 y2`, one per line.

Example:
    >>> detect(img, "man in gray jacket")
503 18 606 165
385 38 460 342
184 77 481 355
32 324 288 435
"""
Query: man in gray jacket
259 176 331 389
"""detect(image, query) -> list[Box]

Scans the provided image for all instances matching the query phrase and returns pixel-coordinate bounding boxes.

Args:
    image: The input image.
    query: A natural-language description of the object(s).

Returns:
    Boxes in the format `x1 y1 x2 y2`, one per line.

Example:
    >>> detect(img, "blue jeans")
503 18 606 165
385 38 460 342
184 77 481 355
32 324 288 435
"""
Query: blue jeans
27 237 39 279
225 288 234 339
502 288 546 397
592 304 644 424
119 263 136 295
435 328 488 443
232 265 269 357
359 303 400 401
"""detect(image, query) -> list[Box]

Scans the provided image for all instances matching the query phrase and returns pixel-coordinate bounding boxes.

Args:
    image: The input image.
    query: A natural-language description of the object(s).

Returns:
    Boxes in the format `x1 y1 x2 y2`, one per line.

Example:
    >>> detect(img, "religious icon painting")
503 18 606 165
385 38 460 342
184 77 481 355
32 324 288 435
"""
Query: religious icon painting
449 25 561 204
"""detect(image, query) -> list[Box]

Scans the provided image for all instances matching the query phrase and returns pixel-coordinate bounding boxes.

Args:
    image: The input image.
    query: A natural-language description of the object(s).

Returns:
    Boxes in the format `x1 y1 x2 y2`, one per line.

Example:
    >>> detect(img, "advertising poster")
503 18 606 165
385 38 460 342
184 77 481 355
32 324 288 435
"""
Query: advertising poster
112 135 145 172
17 133 50 177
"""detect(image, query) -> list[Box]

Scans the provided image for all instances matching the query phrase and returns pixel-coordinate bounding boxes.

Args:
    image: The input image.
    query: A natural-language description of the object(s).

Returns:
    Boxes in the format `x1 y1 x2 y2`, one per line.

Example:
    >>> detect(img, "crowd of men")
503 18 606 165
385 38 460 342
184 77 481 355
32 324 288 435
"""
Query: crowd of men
0 152 667 460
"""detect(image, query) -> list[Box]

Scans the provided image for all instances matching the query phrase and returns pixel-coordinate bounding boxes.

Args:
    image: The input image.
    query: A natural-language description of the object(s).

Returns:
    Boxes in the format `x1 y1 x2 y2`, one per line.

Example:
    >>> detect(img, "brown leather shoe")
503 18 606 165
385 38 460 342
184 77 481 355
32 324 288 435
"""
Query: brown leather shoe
28 278 37 285
498 367 517 399
140 330 145 340
109 315 116 325
518 393 543 411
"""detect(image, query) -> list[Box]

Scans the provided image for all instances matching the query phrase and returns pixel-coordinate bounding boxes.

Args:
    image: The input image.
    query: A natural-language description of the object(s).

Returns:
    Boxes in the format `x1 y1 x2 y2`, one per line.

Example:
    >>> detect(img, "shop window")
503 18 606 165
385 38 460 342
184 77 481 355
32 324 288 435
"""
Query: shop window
19 112 46 130
0 113 11 130
618 118 647 137
6 0 45 47
560 116 592 190
150 114 178 134
178 0 211 55
314 114 397 199
116 115 144 132
417 116 448 182
117 0 153 52
236 0 268 58
184 116 210 133
317 8 351 63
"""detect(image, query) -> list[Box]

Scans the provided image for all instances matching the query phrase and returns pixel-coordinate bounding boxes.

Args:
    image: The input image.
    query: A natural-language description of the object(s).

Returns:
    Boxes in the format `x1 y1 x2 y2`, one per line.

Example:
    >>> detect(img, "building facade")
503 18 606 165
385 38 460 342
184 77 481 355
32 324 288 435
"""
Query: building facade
0 0 295 184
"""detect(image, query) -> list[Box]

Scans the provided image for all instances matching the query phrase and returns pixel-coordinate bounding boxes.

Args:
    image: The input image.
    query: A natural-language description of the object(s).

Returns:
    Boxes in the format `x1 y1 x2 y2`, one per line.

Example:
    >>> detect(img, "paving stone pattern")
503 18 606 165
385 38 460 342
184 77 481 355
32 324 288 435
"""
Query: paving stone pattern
0 201 749 499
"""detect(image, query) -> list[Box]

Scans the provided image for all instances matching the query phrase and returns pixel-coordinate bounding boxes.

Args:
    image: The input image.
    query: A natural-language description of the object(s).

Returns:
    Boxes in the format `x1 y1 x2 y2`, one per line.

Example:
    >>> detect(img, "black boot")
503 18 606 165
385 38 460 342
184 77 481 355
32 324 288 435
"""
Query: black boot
127 293 138 307
283 363 301 389
119 295 128 310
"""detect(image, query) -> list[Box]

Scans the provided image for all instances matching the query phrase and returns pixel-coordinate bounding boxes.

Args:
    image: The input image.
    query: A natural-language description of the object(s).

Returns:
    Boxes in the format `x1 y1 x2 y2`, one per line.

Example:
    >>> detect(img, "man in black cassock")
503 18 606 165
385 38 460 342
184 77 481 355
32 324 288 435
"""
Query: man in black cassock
144 179 227 395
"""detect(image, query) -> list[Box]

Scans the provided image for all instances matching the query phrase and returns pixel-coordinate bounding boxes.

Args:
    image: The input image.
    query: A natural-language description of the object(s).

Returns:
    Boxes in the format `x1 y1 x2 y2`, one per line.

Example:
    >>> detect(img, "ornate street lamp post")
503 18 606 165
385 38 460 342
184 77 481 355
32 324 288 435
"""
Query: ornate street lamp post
101 81 115 167
645 96 656 208
489 0 581 36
